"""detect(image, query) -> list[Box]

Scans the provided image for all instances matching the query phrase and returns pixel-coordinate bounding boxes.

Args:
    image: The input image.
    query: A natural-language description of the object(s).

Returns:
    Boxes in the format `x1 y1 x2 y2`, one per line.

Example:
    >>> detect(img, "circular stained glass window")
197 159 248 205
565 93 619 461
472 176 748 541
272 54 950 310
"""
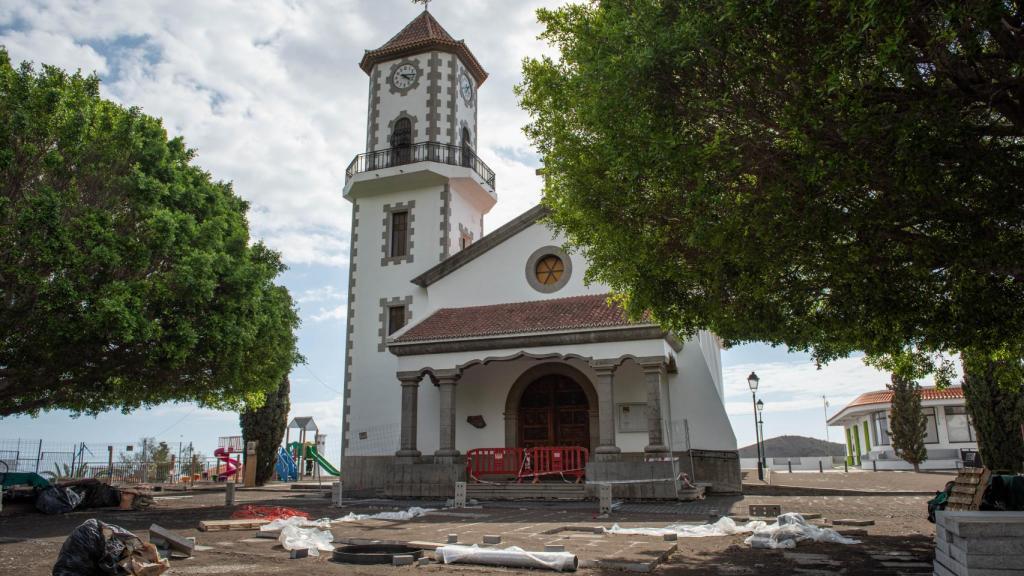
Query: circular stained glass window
535 255 565 285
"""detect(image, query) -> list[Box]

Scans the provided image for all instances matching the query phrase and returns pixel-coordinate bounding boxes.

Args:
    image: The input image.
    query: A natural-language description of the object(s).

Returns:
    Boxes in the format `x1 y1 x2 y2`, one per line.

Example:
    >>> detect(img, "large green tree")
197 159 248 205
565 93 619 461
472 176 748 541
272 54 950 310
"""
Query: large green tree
519 1 1024 468
887 377 929 473
240 376 290 485
0 50 301 416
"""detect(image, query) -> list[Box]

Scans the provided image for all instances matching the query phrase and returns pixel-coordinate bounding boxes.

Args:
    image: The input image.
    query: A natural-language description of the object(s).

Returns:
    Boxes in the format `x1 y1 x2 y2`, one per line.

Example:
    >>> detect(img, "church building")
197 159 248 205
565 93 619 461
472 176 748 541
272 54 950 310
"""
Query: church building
341 9 740 498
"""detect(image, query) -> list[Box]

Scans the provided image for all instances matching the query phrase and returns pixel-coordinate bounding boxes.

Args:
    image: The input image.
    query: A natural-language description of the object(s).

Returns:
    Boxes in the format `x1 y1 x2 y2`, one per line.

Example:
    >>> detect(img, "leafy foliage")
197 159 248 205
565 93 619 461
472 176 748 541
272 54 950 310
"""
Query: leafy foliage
0 50 301 416
240 376 290 485
887 376 928 472
962 348 1024 472
517 1 1024 362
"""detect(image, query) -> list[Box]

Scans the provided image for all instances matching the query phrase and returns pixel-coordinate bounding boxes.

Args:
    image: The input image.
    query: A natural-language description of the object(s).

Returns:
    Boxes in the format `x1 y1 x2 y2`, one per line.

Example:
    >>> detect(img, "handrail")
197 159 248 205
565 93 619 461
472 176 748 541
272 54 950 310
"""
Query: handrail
345 141 496 190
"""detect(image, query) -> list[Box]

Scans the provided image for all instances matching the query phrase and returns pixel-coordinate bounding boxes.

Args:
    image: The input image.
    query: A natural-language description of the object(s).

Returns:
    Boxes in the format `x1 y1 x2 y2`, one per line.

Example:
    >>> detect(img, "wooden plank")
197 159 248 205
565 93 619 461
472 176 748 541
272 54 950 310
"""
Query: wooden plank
198 519 270 532
946 467 990 512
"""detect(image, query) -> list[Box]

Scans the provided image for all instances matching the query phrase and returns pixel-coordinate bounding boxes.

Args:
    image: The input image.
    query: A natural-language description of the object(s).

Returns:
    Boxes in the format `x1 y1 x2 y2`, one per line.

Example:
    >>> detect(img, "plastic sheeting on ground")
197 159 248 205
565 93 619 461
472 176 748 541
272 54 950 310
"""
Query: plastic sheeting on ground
260 516 332 532
333 506 433 522
277 524 334 557
605 516 768 538
744 513 860 549
437 544 578 572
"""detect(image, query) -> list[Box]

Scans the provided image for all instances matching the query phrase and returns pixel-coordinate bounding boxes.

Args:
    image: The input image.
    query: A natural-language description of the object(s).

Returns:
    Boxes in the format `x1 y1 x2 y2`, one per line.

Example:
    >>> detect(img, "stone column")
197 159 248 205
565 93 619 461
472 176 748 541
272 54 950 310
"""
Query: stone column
434 370 461 463
396 372 422 460
640 361 670 454
591 361 621 461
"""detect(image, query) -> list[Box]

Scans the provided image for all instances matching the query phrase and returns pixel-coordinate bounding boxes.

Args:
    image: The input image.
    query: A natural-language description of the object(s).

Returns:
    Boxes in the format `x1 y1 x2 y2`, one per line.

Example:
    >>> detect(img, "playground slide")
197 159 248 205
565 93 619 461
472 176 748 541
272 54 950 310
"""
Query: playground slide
275 447 298 481
213 447 241 481
305 445 341 477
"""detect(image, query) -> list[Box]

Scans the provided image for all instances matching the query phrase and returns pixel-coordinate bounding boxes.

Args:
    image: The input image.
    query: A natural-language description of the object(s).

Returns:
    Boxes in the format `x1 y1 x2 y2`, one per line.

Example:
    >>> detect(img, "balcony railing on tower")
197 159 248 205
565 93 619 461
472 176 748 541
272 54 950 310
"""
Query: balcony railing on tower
345 141 496 190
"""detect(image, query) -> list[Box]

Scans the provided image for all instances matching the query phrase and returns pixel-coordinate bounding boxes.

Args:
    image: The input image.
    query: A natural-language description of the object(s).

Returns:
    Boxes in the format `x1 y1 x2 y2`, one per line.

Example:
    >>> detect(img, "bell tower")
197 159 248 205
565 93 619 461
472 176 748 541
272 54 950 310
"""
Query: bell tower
341 9 497 460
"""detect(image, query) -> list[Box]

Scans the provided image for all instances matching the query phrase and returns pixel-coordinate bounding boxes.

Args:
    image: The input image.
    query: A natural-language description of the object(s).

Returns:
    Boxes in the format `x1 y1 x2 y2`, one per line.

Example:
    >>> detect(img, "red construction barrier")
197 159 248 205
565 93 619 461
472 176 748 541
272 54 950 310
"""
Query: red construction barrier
466 447 523 481
466 446 589 483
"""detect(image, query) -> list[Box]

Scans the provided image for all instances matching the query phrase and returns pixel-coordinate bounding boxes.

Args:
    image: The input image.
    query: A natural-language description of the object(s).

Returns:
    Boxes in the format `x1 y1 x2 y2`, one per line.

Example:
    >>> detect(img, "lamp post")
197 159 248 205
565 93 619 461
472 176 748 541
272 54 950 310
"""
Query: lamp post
756 399 765 470
748 371 763 480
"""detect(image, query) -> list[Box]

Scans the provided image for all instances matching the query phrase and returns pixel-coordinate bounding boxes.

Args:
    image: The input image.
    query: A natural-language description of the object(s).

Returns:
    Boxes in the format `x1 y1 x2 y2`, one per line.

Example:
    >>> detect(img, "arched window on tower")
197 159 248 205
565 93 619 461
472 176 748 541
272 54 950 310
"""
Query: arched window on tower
461 126 472 168
392 117 412 166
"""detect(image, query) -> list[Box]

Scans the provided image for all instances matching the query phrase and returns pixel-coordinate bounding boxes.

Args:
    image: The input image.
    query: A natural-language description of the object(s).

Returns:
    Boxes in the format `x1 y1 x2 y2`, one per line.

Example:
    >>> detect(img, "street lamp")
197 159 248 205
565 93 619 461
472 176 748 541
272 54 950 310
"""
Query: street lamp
748 372 763 480
756 399 765 469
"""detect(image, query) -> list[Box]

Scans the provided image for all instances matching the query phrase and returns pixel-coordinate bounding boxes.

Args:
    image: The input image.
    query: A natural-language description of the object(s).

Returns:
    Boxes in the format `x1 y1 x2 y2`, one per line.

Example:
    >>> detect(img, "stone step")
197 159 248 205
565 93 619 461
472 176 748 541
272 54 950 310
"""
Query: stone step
467 483 587 501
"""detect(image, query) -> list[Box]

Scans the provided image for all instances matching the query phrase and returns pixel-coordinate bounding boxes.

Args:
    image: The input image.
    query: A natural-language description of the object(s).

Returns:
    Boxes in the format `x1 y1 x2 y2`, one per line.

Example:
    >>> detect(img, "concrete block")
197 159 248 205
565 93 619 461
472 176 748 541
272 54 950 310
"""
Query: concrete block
935 548 1024 576
544 545 565 552
331 481 343 507
948 544 1024 569
393 554 415 566
225 482 236 506
798 513 821 520
149 524 194 556
597 483 612 515
663 533 677 542
446 534 458 544
289 549 309 559
831 519 874 527
417 557 431 566
939 511 1024 539
453 481 466 508
749 504 781 517
482 535 501 545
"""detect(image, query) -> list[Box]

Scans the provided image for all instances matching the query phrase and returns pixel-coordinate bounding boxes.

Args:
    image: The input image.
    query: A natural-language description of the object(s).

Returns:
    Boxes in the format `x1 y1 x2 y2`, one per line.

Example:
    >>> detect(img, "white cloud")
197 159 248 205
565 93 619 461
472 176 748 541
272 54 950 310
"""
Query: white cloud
310 304 347 323
296 285 344 304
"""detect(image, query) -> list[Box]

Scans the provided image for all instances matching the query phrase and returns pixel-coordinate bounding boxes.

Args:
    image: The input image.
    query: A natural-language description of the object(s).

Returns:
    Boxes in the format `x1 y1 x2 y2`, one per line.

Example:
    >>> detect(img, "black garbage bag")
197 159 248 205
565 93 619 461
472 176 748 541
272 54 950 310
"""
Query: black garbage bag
52 519 145 576
981 475 1024 511
74 480 122 509
36 485 83 515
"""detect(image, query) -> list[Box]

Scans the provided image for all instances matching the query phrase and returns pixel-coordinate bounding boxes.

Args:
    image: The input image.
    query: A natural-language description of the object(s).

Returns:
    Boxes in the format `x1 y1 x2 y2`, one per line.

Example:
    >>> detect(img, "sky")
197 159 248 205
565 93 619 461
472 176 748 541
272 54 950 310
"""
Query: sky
0 0 946 460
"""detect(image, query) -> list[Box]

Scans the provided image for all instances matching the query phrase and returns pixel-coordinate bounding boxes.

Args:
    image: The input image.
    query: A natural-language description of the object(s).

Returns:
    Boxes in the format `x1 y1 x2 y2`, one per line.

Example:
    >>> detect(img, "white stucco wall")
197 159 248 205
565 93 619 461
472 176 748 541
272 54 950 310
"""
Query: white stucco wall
667 336 738 451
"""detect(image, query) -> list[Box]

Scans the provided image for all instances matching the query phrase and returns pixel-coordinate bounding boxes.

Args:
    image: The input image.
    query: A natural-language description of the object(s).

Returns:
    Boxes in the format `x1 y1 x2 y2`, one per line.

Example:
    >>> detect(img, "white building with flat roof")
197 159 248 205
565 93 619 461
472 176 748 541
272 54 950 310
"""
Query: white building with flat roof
827 387 978 470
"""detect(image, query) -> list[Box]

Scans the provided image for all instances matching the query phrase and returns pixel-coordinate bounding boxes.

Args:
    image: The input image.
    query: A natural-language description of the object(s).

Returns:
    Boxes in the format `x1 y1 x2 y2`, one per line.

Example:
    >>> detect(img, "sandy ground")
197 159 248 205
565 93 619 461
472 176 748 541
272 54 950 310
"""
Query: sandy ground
0 472 952 576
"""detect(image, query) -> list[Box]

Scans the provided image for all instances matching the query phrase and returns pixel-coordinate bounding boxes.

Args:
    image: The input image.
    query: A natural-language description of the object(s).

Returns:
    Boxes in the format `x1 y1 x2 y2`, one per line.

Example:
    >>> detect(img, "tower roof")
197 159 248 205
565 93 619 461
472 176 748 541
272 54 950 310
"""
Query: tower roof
359 10 488 84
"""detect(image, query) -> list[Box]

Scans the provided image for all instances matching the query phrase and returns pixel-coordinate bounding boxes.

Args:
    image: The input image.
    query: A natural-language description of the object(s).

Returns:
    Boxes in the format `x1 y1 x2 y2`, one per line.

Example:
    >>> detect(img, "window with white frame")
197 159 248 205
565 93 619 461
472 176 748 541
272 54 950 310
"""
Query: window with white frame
872 411 890 445
923 407 939 444
944 406 975 443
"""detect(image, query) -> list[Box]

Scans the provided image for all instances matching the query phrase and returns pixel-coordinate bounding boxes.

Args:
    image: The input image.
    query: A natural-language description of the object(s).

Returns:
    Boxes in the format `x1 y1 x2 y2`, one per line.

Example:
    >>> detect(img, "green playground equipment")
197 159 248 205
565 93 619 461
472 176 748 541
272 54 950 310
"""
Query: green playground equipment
286 442 341 477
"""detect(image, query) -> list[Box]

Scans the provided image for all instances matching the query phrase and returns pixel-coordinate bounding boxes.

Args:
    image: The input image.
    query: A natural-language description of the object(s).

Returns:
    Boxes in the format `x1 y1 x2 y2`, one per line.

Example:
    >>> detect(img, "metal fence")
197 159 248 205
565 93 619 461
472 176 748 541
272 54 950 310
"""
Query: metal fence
0 438 227 484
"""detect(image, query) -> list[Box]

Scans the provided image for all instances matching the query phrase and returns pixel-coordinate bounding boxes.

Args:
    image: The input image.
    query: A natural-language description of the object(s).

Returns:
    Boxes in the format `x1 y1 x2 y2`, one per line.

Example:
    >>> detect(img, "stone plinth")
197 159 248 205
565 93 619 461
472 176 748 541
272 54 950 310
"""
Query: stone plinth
934 511 1024 576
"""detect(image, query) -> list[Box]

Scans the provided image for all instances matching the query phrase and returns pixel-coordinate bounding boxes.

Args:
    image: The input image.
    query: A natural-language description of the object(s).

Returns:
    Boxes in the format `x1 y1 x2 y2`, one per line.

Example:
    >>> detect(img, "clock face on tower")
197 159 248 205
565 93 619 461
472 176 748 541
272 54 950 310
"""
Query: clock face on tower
392 63 418 90
459 72 474 105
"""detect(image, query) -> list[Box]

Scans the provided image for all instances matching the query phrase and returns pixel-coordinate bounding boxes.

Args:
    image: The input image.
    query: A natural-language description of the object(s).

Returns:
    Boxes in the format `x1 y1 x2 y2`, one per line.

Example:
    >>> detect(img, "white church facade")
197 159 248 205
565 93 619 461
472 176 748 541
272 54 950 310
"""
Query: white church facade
340 10 740 498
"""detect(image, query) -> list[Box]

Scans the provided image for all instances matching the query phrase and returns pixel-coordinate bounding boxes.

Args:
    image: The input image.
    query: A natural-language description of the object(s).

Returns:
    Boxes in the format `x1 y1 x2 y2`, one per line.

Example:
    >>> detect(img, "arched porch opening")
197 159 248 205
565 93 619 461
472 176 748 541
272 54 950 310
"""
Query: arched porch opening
503 362 599 450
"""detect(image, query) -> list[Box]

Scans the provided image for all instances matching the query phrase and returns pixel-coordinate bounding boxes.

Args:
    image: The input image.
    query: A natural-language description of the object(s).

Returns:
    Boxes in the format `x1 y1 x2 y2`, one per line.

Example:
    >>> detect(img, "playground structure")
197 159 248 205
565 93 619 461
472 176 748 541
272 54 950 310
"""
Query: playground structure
214 436 243 482
277 417 340 481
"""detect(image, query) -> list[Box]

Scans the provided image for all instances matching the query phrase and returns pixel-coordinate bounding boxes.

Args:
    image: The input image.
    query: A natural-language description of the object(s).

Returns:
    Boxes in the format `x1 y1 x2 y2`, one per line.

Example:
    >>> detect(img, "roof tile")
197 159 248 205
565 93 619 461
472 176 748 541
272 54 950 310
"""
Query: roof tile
359 11 488 84
847 386 965 408
393 294 646 343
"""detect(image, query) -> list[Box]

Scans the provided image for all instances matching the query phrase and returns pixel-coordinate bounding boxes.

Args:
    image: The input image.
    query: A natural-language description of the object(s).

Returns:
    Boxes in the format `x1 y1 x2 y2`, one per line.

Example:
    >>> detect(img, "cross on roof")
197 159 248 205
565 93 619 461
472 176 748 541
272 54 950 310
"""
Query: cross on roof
413 0 431 11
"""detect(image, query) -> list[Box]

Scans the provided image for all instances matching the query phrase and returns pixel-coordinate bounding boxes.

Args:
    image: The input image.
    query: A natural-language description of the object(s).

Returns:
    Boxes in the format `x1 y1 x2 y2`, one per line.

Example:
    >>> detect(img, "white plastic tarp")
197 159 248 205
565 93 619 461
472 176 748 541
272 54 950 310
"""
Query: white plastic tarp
333 506 433 522
437 544 578 572
605 516 768 538
277 525 334 557
744 513 861 549
260 516 332 532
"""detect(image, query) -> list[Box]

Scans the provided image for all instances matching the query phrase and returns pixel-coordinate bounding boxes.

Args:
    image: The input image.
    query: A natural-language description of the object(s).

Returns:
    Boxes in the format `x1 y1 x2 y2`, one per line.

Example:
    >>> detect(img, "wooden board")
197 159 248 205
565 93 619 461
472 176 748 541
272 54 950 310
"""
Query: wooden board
197 518 270 532
946 467 990 512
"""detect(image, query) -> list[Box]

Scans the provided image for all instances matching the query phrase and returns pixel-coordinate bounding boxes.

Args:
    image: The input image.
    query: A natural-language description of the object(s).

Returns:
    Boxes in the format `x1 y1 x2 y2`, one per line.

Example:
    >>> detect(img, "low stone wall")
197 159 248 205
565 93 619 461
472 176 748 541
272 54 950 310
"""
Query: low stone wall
342 455 465 499
586 449 741 499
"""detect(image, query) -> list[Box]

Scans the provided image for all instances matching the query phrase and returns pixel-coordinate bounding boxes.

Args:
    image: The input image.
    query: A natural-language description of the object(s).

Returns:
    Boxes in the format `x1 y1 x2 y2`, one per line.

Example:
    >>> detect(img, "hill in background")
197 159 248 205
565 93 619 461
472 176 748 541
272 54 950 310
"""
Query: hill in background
738 435 846 458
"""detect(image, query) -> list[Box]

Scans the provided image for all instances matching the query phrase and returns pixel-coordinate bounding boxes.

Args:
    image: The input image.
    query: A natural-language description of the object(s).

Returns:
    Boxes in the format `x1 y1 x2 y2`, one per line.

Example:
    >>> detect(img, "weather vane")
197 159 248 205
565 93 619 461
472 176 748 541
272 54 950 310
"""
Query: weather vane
412 0 431 11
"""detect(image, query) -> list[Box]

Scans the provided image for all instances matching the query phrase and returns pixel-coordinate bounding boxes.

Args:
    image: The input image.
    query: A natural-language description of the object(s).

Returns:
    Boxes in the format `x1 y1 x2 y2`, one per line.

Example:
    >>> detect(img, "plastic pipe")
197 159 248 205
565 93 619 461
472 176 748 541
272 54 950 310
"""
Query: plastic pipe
437 545 578 572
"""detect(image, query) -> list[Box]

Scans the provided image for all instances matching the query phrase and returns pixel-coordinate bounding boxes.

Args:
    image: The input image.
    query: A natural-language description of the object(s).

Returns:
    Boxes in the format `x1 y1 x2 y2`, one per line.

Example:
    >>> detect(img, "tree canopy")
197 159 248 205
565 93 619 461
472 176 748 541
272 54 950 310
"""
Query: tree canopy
518 0 1024 363
0 49 301 416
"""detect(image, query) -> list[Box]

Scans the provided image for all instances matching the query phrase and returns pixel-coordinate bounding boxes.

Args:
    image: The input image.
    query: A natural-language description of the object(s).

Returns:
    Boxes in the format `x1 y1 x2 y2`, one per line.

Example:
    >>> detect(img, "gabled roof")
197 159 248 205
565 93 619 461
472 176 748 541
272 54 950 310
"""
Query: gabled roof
393 294 645 344
360 10 488 84
411 205 548 288
827 386 965 425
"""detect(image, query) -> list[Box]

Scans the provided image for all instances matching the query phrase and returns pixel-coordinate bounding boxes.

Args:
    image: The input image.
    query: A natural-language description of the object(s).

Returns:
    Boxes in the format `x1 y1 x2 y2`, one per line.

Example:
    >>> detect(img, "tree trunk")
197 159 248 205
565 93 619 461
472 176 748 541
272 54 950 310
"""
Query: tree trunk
962 356 1024 473
240 377 291 485
913 462 920 473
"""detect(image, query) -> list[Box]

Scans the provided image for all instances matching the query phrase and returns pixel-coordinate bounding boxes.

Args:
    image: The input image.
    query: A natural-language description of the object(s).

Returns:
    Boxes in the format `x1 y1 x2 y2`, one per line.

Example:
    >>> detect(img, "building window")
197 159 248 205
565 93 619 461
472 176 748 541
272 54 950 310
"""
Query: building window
459 234 471 250
388 305 407 335
391 117 412 165
923 407 939 444
390 211 409 258
944 406 975 443
525 246 573 293
535 255 565 285
872 412 890 445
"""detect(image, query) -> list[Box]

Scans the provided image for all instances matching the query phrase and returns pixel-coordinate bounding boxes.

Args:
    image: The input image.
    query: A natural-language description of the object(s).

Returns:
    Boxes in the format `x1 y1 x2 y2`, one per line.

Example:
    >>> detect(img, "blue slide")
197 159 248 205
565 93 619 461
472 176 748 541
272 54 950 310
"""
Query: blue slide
275 447 298 481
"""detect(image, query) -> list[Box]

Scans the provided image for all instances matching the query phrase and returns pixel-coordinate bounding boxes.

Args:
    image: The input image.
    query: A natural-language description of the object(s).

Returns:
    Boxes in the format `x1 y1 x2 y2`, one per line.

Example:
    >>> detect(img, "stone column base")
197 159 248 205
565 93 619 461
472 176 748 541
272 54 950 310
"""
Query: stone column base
593 446 621 462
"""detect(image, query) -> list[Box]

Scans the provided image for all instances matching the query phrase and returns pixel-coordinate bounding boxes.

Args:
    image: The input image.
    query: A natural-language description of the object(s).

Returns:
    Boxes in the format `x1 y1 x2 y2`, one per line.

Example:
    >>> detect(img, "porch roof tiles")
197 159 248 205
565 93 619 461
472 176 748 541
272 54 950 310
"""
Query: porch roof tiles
392 293 647 343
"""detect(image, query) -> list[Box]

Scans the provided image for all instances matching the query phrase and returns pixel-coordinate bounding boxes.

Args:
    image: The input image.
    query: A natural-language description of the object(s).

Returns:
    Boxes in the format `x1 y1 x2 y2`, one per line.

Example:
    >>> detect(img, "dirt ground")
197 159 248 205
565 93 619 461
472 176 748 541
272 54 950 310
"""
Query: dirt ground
0 472 951 576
